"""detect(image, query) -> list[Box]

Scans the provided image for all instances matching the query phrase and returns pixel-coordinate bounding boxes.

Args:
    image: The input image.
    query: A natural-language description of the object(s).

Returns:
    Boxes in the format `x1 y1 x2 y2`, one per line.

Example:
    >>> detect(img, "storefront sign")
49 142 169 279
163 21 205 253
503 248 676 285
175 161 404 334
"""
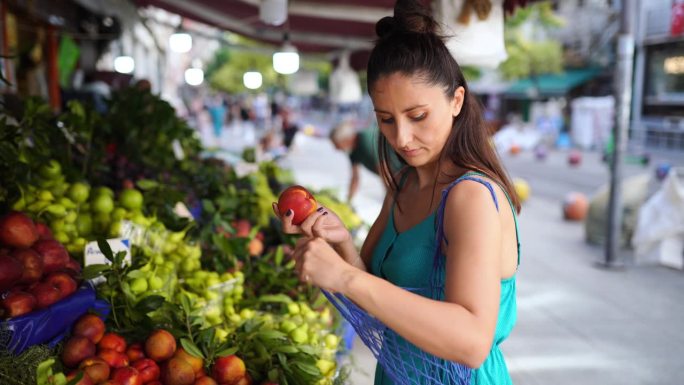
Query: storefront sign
673 0 684 36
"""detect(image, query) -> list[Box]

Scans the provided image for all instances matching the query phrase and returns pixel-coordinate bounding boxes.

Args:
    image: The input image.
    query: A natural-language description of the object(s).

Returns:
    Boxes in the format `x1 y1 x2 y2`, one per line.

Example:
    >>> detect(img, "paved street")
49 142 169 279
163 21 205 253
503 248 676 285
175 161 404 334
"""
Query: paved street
284 134 684 385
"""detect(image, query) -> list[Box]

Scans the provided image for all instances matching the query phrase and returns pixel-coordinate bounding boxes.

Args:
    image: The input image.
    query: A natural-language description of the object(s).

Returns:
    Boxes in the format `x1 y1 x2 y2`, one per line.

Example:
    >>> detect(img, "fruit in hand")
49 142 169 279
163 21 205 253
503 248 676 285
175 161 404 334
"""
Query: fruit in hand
1 291 36 318
277 185 317 225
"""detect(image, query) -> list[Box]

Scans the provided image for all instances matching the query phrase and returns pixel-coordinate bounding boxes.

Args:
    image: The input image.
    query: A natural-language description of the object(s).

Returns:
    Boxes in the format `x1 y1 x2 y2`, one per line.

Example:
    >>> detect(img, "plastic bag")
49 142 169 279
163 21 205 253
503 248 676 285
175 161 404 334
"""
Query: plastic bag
633 168 684 267
1 281 109 355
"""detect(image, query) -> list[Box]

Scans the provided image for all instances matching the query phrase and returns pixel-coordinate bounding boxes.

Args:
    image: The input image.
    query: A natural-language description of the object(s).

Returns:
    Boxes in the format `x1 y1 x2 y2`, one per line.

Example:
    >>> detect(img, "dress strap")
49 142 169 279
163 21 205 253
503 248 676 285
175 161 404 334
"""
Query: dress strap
436 171 521 266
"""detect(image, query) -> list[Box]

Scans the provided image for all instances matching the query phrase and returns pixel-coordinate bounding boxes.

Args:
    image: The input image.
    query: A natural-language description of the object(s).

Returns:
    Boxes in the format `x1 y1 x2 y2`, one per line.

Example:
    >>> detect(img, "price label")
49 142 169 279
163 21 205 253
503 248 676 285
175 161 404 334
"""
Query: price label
84 238 131 266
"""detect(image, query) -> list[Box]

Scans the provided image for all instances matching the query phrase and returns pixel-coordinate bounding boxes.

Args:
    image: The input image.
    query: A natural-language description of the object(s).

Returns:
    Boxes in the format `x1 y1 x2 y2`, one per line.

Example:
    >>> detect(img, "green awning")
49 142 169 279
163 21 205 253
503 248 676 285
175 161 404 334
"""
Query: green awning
505 68 603 98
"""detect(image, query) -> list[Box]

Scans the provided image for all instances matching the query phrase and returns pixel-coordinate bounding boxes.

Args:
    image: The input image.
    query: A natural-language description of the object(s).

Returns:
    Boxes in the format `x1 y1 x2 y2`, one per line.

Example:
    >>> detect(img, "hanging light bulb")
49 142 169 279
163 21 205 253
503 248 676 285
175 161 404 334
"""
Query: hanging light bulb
185 68 204 86
273 34 299 75
170 32 192 53
114 56 135 74
260 0 288 26
243 71 263 89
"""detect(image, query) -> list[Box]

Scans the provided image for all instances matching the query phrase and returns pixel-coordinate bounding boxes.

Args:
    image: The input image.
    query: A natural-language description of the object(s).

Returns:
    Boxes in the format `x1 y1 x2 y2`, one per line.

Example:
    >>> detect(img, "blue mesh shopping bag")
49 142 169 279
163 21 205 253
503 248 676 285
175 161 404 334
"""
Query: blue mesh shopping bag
322 182 473 385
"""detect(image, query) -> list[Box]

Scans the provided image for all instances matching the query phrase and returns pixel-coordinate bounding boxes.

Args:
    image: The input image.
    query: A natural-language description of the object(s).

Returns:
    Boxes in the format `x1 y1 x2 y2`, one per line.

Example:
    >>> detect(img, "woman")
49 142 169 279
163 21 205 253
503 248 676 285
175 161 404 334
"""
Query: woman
273 1 521 384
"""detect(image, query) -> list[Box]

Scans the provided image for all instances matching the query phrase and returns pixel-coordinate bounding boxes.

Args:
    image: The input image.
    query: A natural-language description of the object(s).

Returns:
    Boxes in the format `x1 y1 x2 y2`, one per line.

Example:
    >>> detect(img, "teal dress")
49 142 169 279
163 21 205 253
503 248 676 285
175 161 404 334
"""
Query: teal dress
370 172 520 385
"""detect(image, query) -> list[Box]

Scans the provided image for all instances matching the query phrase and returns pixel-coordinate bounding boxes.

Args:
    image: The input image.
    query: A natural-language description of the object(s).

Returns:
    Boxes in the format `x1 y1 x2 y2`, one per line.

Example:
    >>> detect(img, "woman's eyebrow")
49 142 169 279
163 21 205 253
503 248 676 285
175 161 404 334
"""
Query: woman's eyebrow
374 104 428 114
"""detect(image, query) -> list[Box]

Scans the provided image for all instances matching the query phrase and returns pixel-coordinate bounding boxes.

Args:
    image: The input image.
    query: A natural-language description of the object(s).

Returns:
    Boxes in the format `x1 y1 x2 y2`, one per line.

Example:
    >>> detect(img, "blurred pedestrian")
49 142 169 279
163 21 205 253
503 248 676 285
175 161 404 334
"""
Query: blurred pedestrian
275 1 522 384
330 120 383 202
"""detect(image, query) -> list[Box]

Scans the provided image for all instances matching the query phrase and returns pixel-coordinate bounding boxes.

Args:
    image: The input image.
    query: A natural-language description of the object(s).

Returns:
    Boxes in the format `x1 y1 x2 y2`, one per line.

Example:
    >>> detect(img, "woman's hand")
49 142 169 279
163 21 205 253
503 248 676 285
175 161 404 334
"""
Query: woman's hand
292 237 355 293
272 203 352 246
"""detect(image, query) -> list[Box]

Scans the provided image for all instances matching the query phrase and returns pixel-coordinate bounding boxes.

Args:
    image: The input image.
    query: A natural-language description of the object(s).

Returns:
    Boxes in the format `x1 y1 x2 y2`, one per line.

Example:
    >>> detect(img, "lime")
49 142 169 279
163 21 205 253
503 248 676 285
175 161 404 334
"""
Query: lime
67 182 90 203
130 277 149 294
148 275 164 290
39 190 55 202
93 186 114 198
111 207 127 221
92 195 114 214
75 214 93 235
54 232 70 244
119 189 144 210
39 160 62 180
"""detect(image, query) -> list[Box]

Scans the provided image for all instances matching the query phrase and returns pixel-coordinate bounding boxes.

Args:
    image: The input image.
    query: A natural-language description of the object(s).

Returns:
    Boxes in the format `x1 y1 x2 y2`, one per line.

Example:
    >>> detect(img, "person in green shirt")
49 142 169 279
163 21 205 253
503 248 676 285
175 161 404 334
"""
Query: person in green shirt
330 121 385 202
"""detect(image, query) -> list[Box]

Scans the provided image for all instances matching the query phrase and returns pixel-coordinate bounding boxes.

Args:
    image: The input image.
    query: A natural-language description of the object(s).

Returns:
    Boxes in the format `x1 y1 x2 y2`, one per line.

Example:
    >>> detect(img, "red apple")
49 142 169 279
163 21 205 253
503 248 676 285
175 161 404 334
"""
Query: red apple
111 366 143 385
277 185 317 225
100 381 123 385
126 342 145 362
247 238 264 257
78 357 110 384
73 314 106 344
98 332 127 353
212 355 246 385
62 336 96 368
160 358 195 385
145 329 177 362
147 382 162 385
0 254 23 291
132 358 160 383
44 271 78 298
1 291 36 318
0 211 39 248
32 239 69 273
97 349 129 368
12 248 43 284
35 222 54 240
29 282 61 309
66 371 94 385
64 258 82 275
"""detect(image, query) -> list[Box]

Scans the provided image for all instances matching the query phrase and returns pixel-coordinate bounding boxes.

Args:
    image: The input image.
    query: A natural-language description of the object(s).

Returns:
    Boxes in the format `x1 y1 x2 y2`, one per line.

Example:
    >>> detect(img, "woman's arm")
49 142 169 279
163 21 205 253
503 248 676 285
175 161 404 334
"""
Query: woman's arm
335 181 502 368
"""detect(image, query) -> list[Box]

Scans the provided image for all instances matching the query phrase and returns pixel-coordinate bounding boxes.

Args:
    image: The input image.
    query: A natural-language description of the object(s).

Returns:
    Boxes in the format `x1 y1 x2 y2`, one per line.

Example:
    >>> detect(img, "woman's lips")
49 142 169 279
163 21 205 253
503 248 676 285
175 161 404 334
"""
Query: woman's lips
401 148 421 157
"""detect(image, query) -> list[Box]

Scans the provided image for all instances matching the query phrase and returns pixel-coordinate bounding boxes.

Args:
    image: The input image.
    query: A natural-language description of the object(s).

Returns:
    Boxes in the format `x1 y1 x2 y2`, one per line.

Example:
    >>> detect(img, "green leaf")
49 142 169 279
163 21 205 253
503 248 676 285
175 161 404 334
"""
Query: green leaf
82 264 109 280
136 179 159 190
258 294 292 304
202 199 216 213
274 245 284 266
273 345 299 354
97 239 114 263
215 346 239 357
65 371 84 385
134 295 165 313
293 361 321 376
297 345 316 355
180 338 205 359
180 293 192 314
257 330 287 340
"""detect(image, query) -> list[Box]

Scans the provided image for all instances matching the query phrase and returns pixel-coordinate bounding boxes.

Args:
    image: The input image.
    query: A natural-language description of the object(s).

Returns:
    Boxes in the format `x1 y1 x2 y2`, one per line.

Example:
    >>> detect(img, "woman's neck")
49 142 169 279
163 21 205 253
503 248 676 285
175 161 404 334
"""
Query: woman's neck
413 159 464 191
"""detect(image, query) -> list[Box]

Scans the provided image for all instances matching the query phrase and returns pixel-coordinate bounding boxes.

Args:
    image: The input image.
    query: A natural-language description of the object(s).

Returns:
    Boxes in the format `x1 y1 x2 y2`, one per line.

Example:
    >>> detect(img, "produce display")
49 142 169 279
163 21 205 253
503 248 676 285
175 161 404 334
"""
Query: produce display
0 90 361 385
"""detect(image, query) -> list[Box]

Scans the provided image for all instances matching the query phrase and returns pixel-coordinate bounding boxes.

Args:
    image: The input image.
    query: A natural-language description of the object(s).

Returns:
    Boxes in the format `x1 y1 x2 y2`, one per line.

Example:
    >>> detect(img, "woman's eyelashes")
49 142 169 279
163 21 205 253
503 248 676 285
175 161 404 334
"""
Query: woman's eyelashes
379 112 427 124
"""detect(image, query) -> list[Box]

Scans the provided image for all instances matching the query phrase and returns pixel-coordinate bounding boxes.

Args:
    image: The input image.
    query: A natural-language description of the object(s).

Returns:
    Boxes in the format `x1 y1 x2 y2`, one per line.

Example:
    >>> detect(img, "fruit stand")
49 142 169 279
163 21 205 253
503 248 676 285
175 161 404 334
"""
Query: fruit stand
0 89 361 385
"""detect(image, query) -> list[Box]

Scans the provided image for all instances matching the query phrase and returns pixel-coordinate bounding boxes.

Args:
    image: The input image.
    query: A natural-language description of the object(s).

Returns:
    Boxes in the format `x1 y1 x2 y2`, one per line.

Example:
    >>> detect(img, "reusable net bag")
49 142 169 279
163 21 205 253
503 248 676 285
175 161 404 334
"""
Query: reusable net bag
322 179 476 385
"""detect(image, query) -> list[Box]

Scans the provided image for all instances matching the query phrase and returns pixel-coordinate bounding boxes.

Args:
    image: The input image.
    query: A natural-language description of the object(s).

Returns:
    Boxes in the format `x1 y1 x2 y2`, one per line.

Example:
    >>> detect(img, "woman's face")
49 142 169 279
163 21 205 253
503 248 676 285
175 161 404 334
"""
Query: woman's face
370 72 464 168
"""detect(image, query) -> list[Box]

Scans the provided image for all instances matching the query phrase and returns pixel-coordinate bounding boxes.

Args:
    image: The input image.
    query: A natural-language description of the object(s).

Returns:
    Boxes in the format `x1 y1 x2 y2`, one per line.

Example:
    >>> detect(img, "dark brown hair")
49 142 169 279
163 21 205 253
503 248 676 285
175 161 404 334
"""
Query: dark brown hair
368 0 521 213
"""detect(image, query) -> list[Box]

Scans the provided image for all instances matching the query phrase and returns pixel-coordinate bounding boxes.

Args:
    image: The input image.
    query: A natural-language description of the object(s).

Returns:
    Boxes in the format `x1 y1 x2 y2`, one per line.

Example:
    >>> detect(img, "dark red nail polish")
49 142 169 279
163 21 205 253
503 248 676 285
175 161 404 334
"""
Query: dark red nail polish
317 207 324 212
286 209 293 216
322 212 328 216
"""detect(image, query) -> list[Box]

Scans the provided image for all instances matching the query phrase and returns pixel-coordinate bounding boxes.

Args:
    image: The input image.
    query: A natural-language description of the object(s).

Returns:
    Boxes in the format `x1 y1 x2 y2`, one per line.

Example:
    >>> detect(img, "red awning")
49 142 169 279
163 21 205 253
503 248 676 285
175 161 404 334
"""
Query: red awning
135 0 529 70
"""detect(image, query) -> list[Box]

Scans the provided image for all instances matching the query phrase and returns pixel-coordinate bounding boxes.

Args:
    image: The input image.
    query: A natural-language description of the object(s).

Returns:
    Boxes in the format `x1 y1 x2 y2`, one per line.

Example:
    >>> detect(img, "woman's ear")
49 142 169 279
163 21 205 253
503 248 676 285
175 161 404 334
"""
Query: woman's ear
451 86 466 118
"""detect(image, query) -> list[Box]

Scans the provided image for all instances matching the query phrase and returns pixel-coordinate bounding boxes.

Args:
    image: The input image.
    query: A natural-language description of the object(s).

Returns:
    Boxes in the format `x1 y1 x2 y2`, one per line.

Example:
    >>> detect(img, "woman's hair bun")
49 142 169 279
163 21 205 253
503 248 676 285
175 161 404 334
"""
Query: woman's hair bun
374 0 438 37
375 16 398 38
